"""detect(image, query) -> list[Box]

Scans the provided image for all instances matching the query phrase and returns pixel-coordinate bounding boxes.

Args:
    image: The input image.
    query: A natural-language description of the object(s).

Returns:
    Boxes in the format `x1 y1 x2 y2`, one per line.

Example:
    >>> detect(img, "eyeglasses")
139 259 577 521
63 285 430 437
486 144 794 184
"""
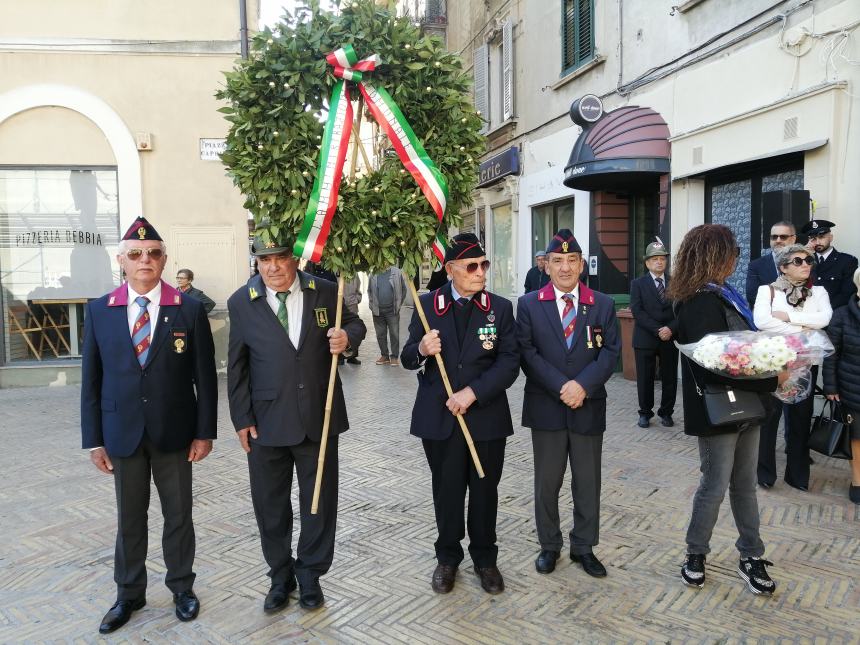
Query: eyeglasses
125 248 164 261
784 256 815 267
176 275 189 280
453 260 491 274
770 234 793 241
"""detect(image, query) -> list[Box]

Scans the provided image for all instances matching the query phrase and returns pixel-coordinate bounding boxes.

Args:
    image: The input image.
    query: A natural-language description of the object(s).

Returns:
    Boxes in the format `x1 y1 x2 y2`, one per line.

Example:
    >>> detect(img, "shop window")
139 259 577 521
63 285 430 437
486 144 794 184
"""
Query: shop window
474 18 514 133
562 0 594 76
532 198 575 257
489 203 514 296
0 168 119 363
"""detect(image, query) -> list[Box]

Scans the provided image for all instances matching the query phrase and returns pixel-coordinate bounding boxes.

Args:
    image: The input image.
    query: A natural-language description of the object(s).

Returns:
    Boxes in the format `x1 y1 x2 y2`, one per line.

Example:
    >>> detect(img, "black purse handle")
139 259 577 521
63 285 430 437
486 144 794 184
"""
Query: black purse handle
823 397 854 424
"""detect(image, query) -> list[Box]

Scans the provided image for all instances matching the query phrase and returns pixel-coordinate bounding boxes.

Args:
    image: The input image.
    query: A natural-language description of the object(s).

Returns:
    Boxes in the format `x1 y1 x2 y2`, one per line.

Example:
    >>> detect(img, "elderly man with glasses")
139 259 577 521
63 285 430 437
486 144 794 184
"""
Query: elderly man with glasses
401 233 520 596
175 269 216 314
81 217 217 634
745 221 797 307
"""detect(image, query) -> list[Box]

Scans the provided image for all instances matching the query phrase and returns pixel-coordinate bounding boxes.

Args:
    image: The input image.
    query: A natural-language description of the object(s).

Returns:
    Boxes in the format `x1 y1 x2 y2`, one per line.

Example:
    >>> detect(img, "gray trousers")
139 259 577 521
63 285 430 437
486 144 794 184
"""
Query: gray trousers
113 436 195 600
685 424 766 559
531 429 603 555
372 308 400 358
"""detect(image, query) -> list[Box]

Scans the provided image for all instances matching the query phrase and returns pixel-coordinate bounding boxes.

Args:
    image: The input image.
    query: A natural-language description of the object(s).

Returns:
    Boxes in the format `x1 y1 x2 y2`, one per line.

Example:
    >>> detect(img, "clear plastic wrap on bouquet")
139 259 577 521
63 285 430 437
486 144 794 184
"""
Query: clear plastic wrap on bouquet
676 330 834 380
772 366 814 403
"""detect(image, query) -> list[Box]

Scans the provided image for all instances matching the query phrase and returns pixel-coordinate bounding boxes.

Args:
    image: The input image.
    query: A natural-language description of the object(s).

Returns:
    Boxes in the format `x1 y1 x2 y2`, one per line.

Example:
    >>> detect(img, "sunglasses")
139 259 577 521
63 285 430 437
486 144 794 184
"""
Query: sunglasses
454 259 491 273
125 248 164 261
770 234 793 241
784 256 815 267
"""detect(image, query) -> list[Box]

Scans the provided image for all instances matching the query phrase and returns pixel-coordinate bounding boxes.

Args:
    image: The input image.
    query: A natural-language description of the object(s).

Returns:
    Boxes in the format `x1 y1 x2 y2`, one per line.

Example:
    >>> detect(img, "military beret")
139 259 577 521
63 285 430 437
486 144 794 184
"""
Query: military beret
800 219 835 236
546 229 582 255
444 233 486 263
122 216 162 242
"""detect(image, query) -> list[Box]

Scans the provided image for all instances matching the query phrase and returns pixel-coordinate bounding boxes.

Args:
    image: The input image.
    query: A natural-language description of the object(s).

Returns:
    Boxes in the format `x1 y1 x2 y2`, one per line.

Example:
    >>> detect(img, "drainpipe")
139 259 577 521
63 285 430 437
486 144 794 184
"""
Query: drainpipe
239 0 249 59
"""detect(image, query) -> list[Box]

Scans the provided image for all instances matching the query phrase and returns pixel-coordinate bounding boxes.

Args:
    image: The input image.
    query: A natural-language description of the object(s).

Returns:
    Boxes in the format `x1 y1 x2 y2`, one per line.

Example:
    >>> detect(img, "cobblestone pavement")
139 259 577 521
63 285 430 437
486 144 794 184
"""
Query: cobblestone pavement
1 305 858 644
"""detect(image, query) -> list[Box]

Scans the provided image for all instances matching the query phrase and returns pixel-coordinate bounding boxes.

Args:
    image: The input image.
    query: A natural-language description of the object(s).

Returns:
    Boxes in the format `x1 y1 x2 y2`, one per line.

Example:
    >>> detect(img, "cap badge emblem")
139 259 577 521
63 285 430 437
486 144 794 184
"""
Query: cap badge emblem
137 226 146 239
562 241 569 252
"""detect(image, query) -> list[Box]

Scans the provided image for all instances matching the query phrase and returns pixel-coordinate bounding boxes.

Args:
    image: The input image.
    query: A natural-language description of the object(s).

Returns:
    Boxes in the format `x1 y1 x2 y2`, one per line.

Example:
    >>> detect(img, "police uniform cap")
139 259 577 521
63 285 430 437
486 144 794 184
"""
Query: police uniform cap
546 229 582 255
444 233 486 263
800 219 835 237
122 216 163 242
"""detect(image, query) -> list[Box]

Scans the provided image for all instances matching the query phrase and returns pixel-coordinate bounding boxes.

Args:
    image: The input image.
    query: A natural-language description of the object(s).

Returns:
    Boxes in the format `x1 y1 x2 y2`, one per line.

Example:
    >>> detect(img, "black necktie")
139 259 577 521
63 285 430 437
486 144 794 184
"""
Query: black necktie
817 254 824 265
457 297 469 306
655 277 665 302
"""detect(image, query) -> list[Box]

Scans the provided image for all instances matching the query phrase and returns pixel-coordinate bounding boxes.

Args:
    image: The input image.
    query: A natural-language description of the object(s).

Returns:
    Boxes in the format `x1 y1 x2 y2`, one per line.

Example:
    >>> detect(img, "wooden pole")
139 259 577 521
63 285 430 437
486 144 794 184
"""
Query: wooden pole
406 277 485 478
311 274 345 514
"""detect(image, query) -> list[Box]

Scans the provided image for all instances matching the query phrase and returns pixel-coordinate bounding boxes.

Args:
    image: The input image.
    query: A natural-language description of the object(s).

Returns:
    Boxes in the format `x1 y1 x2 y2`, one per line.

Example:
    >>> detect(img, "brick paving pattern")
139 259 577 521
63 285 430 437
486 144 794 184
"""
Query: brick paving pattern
1 306 858 643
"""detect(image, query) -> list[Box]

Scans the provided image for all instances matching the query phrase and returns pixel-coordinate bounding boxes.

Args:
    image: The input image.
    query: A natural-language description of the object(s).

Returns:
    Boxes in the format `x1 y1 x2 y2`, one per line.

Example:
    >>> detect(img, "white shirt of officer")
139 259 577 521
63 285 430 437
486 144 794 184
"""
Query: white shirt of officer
265 274 303 347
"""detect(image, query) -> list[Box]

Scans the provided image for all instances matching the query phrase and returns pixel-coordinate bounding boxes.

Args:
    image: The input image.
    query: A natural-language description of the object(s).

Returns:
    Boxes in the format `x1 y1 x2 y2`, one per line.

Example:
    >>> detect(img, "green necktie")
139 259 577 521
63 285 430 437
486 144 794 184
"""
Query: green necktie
276 291 290 333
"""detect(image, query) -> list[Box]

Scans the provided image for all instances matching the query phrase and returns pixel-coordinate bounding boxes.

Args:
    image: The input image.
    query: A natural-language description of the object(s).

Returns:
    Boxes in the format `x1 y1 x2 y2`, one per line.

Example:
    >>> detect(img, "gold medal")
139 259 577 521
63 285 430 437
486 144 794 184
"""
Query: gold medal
596 333 603 348
482 340 493 350
174 338 185 354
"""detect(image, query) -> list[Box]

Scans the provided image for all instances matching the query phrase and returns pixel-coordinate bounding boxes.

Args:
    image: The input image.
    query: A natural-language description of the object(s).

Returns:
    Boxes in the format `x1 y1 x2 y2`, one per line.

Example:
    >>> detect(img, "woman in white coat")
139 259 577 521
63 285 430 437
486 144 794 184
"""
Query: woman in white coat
753 243 832 491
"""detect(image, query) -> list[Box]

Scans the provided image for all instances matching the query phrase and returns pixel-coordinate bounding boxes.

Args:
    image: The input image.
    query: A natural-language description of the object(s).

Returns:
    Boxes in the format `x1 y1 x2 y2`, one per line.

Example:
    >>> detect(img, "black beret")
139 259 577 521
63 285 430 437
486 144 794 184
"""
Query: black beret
800 219 835 236
546 228 582 254
122 216 162 242
444 233 486 263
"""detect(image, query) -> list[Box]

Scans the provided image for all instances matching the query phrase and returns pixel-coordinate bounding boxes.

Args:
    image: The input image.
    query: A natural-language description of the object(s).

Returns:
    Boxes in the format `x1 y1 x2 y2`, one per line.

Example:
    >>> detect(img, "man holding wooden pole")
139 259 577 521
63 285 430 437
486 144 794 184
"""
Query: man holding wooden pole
227 235 365 614
401 233 520 595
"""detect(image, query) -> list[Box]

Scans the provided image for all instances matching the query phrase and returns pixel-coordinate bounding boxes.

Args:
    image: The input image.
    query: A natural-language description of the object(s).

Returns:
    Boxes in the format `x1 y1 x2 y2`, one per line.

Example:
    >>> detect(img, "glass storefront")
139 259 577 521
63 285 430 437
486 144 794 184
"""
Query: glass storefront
531 198 575 256
0 168 120 363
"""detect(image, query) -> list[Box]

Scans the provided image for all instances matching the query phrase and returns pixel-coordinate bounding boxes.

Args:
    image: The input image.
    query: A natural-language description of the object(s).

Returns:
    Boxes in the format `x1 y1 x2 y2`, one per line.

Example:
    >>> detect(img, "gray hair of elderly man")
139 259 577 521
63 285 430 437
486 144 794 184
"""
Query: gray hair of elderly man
853 267 860 291
775 243 813 266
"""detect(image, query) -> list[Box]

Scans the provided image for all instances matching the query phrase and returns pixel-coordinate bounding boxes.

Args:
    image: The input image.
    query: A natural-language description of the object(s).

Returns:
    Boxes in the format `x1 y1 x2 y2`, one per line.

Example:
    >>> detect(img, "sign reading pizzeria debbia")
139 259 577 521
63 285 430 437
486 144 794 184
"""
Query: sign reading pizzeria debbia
14 229 105 247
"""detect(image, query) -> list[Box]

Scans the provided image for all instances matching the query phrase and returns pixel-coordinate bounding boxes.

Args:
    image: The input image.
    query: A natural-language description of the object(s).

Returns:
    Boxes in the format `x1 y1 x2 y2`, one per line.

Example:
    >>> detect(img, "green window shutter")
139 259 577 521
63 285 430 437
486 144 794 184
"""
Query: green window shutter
562 0 594 74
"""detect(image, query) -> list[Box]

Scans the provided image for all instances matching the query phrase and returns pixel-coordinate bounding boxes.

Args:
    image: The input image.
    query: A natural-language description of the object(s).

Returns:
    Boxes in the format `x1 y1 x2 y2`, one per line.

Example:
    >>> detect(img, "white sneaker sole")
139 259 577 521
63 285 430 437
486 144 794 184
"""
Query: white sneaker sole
737 568 774 595
681 571 704 589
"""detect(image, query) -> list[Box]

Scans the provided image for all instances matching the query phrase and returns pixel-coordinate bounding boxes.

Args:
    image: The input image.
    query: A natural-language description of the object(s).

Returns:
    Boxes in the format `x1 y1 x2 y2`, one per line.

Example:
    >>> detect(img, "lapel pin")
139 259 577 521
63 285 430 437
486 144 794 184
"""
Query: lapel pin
164 316 169 322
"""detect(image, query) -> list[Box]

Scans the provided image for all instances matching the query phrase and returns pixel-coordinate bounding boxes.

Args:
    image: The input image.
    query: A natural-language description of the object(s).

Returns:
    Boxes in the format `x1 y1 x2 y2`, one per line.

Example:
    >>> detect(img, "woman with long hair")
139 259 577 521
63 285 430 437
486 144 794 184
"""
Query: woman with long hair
669 224 787 596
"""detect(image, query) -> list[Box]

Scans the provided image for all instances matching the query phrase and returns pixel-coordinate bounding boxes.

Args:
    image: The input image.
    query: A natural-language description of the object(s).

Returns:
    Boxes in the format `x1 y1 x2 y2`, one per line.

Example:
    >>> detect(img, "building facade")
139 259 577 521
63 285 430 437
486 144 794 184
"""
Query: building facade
436 0 860 300
0 1 258 385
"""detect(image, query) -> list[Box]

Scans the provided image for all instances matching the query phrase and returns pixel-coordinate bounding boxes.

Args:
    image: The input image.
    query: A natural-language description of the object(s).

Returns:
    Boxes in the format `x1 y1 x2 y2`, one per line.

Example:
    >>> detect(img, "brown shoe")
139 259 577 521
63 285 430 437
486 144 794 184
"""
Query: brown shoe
375 356 390 365
431 564 457 593
474 566 505 594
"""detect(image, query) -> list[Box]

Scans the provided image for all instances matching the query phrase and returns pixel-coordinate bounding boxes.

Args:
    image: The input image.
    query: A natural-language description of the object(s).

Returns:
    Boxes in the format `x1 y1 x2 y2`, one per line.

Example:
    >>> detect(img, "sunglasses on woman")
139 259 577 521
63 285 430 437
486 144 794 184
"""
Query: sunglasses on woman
125 248 164 261
454 259 491 273
784 256 815 267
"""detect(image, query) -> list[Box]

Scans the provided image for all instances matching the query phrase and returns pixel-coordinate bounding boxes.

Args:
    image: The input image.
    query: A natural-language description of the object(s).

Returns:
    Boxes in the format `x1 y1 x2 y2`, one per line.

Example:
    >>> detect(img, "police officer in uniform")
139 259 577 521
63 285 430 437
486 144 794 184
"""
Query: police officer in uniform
401 233 520 596
803 219 858 309
227 234 366 613
516 229 620 578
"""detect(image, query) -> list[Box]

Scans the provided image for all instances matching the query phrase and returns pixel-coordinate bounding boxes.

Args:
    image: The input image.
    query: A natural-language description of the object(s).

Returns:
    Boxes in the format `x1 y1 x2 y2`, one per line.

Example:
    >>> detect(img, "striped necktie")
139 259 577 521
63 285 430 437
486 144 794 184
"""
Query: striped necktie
276 291 290 333
132 296 151 367
562 293 576 349
655 277 666 302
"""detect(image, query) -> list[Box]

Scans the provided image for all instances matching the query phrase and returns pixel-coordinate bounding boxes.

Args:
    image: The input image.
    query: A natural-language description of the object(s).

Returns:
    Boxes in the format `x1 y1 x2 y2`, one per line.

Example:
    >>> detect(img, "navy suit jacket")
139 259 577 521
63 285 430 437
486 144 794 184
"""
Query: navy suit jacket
745 253 778 306
813 249 858 309
81 280 218 457
516 282 620 434
629 273 677 349
227 271 366 446
401 283 519 442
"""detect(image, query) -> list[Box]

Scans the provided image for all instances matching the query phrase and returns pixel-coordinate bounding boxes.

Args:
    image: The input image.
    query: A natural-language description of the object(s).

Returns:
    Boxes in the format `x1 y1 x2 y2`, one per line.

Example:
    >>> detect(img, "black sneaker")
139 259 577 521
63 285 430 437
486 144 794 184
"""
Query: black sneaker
738 557 776 595
681 553 705 588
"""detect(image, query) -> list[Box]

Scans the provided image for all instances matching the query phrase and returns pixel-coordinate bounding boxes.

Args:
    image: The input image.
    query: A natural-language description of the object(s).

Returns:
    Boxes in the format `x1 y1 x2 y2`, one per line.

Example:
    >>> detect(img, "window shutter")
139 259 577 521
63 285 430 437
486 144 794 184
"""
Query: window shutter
502 19 514 122
576 0 593 63
473 43 489 132
562 0 593 72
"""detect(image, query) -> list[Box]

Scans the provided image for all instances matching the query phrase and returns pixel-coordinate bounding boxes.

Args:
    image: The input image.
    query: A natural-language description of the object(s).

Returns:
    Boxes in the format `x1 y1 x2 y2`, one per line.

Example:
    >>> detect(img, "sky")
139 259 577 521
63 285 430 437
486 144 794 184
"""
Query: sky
259 0 338 27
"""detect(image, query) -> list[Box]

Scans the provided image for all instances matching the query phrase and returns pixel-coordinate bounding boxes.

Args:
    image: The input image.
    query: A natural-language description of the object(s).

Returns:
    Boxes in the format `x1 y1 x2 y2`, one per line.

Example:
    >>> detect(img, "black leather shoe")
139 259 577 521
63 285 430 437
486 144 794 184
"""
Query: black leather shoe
431 564 457 593
570 551 607 578
535 550 560 574
264 577 297 614
173 590 199 622
850 484 860 504
638 415 650 428
298 579 325 610
346 357 361 365
98 597 146 634
474 566 505 594
660 415 674 427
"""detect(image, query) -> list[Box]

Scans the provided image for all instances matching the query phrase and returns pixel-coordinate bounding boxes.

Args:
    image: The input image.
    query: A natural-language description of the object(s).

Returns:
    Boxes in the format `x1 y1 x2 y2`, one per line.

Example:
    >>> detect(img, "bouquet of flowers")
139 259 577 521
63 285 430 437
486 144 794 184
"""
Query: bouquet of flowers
677 330 834 403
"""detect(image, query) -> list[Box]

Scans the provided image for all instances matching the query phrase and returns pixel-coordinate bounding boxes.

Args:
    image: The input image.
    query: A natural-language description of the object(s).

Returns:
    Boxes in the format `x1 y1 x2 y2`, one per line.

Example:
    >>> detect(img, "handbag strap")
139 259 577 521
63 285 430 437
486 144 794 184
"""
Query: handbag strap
682 354 705 396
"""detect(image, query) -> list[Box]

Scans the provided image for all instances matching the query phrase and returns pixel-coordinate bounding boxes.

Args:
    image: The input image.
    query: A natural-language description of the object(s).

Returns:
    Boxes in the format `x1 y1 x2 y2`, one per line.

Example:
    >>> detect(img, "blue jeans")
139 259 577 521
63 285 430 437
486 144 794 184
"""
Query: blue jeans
685 424 766 559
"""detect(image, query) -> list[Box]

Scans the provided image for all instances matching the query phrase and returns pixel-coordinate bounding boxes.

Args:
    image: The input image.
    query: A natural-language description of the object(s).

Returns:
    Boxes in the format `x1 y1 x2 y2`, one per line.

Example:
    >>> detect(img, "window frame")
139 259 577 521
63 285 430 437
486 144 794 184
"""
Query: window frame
561 0 595 77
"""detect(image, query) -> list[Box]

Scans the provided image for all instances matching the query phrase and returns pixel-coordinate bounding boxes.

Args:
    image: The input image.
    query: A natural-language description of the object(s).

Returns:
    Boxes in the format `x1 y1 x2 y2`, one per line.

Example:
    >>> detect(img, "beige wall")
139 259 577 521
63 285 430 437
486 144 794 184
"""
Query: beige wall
0 106 115 165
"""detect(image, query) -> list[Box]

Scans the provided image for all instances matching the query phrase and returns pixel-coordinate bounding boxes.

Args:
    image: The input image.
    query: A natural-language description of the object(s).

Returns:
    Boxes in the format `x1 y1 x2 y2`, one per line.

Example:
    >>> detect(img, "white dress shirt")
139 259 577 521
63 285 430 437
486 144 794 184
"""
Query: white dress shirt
753 284 832 333
126 282 161 339
817 247 834 263
649 271 667 291
266 275 303 347
553 284 580 322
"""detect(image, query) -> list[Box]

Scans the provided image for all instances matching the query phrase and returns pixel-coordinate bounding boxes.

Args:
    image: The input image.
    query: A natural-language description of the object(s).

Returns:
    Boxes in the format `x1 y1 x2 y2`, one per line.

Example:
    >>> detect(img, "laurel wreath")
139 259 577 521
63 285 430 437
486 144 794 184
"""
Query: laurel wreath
216 0 484 277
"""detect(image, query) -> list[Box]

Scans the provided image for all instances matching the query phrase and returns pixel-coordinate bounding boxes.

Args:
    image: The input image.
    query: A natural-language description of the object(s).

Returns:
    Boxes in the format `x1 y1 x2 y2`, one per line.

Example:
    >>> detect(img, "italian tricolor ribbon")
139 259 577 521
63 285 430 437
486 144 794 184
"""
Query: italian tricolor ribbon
294 45 450 262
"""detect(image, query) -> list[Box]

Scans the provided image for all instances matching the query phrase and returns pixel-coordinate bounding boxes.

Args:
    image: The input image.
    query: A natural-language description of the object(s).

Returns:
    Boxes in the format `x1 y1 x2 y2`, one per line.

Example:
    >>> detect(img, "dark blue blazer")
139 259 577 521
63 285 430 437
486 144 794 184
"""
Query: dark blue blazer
516 282 620 434
745 254 778 306
813 249 858 309
81 280 217 457
401 283 519 441
630 273 677 349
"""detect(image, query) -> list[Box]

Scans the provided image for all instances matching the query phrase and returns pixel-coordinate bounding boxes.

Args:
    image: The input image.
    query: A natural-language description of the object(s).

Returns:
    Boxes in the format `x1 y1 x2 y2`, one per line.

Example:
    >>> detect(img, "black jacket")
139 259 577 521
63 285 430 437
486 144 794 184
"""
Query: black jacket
227 271 366 446
183 285 216 313
823 297 860 414
630 273 677 349
812 249 858 309
745 254 779 307
675 291 777 437
523 266 550 293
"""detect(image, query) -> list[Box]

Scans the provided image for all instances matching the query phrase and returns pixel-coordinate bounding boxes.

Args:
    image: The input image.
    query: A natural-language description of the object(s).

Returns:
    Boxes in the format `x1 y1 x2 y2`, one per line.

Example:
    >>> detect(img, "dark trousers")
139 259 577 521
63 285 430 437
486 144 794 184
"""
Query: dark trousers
758 366 815 488
634 343 678 418
531 429 603 555
422 431 506 568
373 307 400 359
112 436 195 600
247 436 338 586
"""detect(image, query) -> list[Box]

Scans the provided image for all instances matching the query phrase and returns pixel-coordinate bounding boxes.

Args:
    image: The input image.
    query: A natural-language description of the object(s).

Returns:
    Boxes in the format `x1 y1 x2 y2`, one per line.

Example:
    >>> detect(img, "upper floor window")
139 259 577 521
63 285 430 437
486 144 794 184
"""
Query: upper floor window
562 0 594 75
474 18 514 133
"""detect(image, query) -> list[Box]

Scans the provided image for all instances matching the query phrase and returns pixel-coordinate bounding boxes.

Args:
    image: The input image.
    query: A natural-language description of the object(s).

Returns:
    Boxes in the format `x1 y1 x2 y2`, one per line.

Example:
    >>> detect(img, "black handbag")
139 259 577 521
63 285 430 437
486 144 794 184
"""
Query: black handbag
808 399 854 460
685 357 766 426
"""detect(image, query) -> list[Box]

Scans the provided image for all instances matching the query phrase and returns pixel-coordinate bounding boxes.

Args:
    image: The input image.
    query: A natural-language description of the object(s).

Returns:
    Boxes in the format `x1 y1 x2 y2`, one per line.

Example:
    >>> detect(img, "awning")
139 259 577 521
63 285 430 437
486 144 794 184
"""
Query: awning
563 105 670 191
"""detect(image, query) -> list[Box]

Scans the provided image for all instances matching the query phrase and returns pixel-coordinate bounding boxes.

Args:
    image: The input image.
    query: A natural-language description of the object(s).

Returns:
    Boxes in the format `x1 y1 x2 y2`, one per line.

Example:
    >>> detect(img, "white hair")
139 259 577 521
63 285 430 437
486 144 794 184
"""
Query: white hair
118 239 167 254
854 267 860 291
